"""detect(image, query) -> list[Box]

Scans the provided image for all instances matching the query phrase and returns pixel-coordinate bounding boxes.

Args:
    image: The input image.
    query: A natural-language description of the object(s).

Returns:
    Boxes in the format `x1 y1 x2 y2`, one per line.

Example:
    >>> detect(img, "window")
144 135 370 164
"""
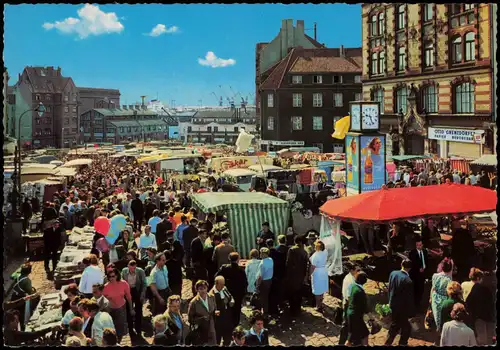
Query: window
379 51 386 73
396 87 408 113
71 128 77 133
371 52 378 74
313 75 323 84
267 116 275 130
234 127 239 132
72 94 77 102
46 94 51 101
372 88 384 111
397 47 406 71
333 75 343 83
292 93 303 107
291 116 303 130
464 32 475 61
464 4 476 11
422 85 438 113
214 127 218 132
64 118 70 125
378 13 385 35
72 106 77 113
292 75 302 84
423 4 433 22
455 82 474 113
187 126 192 132
424 42 434 67
36 118 41 125
396 5 405 30
64 94 68 102
333 116 342 125
313 93 323 107
119 127 124 133
354 93 362 101
35 94 40 101
371 14 378 36
312 116 323 130
46 106 51 112
64 106 69 112
452 36 463 63
267 93 274 107
354 75 362 83
334 93 343 107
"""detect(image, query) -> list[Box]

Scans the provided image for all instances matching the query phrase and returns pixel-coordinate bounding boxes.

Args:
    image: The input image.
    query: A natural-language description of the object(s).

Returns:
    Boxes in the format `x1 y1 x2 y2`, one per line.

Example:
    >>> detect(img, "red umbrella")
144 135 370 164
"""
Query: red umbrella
320 184 497 223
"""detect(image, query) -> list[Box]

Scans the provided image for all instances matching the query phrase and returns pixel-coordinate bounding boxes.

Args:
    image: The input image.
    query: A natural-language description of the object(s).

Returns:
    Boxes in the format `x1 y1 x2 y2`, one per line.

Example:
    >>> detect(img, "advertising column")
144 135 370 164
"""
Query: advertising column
345 135 360 195
360 135 386 192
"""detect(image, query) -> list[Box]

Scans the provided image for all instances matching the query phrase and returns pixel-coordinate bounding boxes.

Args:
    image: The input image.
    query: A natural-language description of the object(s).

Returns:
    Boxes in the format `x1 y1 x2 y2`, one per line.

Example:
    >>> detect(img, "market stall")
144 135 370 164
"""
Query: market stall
319 184 497 281
191 192 290 258
470 154 496 173
61 158 93 168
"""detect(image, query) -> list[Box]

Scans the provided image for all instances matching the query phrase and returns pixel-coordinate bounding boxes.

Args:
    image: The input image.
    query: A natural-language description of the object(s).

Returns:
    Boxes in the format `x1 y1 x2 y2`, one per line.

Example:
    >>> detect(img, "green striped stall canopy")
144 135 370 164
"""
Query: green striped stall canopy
191 193 290 258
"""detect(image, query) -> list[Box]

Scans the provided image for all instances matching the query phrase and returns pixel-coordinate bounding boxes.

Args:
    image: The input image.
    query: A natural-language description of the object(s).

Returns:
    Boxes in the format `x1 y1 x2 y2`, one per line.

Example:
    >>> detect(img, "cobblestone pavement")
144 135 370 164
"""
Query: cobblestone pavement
26 260 435 346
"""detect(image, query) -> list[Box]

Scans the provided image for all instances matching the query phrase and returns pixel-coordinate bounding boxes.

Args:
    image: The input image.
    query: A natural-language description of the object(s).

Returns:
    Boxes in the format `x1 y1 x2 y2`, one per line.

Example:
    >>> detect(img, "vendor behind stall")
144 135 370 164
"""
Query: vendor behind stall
11 263 36 329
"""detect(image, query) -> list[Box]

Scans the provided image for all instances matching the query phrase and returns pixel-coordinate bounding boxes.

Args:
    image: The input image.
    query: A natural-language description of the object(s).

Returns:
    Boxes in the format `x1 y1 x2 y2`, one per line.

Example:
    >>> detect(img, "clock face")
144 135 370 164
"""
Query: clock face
350 104 361 131
361 104 379 130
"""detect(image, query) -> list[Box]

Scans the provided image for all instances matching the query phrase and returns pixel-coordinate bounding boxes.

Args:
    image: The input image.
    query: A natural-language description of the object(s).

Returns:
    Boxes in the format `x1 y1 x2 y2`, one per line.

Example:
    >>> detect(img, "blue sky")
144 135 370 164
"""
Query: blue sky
4 3 361 106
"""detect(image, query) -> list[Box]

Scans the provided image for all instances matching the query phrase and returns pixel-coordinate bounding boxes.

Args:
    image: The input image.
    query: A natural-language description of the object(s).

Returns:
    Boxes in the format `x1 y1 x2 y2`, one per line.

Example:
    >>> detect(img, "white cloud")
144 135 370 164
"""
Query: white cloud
198 52 236 68
42 4 124 39
147 24 179 37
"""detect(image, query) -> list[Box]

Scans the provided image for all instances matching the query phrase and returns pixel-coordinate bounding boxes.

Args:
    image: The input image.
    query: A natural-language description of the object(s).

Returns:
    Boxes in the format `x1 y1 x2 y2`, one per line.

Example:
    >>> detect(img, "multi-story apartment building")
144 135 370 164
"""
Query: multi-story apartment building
362 4 495 158
80 106 169 144
78 87 121 114
259 47 363 152
8 66 80 148
180 107 257 144
256 19 326 128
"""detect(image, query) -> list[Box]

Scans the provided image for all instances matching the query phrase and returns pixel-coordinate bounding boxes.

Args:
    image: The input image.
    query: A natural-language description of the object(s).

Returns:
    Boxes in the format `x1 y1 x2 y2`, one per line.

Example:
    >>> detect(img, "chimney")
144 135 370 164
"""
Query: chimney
57 67 61 76
296 20 304 35
340 45 345 57
122 105 128 110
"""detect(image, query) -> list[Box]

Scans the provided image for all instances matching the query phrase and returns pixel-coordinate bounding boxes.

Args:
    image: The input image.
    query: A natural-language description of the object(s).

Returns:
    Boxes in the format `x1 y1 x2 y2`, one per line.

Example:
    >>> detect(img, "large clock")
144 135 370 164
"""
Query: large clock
361 103 380 131
350 104 361 131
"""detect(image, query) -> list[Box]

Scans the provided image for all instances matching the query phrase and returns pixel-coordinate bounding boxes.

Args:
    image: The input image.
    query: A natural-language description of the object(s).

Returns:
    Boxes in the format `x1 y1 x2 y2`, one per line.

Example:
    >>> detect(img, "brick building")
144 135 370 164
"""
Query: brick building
259 47 362 152
80 106 168 144
361 4 495 158
8 66 80 148
78 87 121 114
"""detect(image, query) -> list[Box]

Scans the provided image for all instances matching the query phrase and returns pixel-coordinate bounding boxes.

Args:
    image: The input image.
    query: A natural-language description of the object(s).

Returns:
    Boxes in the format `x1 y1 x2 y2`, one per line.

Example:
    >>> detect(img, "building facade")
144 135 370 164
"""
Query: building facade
362 3 495 158
8 66 80 148
259 47 363 152
80 106 168 144
78 87 121 114
179 107 257 144
3 68 8 137
256 19 326 126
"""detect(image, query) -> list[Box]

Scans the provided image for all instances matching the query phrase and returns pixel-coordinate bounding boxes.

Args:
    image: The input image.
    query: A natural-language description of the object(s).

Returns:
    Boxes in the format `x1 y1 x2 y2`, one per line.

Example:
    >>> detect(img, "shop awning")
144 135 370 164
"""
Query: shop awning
470 155 497 167
61 159 93 167
391 155 432 161
192 192 288 213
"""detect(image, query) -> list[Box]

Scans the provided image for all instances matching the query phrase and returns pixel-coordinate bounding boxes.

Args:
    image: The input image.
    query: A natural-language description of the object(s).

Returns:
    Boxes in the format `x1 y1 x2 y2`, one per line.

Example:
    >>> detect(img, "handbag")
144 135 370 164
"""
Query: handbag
333 305 343 325
424 305 435 330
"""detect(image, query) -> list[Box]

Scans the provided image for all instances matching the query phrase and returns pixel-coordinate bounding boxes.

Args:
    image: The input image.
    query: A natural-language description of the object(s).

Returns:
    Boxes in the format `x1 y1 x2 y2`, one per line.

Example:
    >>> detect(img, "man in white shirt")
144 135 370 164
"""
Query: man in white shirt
338 262 361 345
138 225 157 258
78 255 104 298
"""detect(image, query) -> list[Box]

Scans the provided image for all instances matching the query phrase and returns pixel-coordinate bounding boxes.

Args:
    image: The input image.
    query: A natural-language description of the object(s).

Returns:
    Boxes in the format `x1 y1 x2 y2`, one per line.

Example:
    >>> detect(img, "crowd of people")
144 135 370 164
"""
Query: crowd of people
5 153 497 347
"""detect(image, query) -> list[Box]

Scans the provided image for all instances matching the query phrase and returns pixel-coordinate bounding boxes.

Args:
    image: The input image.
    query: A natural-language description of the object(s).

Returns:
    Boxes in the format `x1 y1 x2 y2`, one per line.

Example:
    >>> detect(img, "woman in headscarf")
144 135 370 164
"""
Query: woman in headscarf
431 259 454 331
187 280 217 345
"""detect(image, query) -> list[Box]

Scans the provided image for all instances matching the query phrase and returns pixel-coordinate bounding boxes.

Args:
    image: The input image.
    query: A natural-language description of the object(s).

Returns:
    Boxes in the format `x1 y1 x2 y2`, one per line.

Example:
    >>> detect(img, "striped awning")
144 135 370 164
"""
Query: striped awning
192 193 290 258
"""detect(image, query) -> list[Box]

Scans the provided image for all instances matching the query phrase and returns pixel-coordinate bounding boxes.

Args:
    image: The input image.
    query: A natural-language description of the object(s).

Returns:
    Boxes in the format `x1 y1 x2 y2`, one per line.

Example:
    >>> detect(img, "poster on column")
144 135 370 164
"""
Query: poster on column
345 135 359 194
360 135 386 192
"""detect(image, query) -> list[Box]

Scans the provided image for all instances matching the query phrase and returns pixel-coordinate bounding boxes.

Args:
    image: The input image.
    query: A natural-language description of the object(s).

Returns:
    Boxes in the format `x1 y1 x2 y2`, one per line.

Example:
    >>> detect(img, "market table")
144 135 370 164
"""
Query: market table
25 292 63 332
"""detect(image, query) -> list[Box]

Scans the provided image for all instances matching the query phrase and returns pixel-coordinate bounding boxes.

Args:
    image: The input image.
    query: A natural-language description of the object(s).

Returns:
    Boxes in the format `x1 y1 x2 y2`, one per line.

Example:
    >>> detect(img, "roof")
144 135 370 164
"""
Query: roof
193 109 235 119
289 56 362 73
471 155 497 166
77 87 120 94
138 119 168 126
24 66 72 93
94 108 158 117
108 120 140 127
260 47 362 90
304 34 326 48
191 192 289 212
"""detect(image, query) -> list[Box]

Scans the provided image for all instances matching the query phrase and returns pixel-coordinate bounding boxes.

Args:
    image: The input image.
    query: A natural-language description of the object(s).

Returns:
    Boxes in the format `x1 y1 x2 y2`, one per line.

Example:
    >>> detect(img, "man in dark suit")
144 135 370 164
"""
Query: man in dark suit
131 194 144 231
190 229 208 296
408 238 428 312
269 235 289 315
216 252 248 328
182 218 199 267
285 235 309 317
385 260 415 346
204 235 222 290
156 213 172 250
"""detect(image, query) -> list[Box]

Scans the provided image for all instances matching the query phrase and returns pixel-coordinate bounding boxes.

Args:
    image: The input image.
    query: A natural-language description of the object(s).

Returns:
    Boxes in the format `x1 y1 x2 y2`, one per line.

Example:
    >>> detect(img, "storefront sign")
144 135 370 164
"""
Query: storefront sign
360 135 386 192
345 135 360 193
428 127 484 144
260 140 305 146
